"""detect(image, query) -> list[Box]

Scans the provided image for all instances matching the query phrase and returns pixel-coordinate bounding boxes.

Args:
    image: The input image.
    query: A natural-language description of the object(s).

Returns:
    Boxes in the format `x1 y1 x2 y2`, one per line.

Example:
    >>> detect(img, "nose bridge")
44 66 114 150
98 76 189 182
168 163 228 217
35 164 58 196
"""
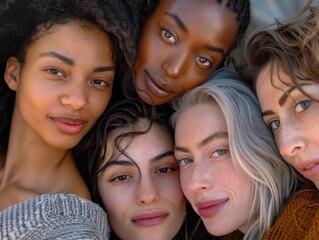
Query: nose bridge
136 175 159 205
189 157 212 193
279 119 306 158
61 78 88 110
162 47 189 79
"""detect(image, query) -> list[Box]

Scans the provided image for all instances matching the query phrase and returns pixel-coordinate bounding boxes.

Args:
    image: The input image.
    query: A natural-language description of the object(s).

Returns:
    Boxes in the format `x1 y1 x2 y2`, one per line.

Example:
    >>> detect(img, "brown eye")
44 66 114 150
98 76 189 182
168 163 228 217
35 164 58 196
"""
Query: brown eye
161 29 176 44
195 56 212 67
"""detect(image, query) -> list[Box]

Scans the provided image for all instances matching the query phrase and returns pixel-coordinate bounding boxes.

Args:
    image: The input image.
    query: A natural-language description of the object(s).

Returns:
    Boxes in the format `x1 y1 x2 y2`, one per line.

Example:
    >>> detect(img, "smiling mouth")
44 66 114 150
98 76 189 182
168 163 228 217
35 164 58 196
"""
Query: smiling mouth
304 163 318 170
143 70 176 98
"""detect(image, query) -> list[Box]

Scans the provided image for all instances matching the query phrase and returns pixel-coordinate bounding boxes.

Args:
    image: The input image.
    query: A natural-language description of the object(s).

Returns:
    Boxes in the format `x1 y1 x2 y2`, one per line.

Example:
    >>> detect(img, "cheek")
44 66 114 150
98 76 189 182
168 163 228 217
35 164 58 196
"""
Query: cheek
90 91 112 116
179 170 192 199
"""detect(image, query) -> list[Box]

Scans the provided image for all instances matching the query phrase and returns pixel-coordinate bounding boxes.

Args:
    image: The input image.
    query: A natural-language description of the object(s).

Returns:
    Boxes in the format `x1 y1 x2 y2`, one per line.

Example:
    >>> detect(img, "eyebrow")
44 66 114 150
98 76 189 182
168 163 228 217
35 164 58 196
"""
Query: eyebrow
106 150 174 168
40 51 115 72
40 51 74 65
278 86 296 106
174 131 228 152
165 12 188 33
150 150 174 163
204 45 225 56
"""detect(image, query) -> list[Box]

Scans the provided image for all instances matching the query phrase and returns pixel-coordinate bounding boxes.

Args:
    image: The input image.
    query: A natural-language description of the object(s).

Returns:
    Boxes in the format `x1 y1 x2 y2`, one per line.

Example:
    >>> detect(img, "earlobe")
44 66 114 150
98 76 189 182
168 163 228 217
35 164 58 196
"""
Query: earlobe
4 56 21 91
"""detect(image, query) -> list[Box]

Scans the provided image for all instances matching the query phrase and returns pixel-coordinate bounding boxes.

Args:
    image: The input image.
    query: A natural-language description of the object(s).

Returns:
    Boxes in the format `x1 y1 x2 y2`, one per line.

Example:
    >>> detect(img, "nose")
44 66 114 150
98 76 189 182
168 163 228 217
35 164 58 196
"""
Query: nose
188 161 212 193
279 123 306 159
136 177 159 205
61 81 88 110
161 50 188 79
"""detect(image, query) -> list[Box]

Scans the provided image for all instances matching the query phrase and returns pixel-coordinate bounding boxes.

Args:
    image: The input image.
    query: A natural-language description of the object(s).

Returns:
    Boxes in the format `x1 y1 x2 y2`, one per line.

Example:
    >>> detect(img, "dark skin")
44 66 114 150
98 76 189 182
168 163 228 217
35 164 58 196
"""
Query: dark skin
134 0 239 105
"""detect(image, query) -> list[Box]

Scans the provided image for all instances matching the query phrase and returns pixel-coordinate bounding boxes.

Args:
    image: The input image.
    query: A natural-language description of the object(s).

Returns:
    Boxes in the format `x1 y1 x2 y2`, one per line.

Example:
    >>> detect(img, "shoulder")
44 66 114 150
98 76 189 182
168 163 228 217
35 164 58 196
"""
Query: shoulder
263 189 319 240
0 193 110 239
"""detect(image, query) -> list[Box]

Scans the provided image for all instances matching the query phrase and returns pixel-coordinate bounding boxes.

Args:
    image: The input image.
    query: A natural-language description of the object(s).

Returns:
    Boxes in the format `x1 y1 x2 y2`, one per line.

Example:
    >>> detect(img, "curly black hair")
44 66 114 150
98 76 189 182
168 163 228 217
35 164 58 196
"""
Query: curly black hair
0 0 136 154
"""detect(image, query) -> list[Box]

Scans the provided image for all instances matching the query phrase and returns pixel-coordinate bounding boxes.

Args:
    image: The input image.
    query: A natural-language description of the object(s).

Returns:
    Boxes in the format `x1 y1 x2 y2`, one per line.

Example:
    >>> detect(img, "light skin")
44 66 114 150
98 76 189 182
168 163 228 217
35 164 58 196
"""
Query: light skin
256 63 319 189
174 103 255 236
134 0 239 105
98 124 186 240
0 20 115 210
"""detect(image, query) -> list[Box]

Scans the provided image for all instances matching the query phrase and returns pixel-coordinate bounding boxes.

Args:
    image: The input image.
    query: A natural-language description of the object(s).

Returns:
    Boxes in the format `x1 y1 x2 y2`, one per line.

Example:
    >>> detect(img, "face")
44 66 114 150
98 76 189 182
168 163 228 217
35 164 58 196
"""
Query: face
98 124 186 240
174 103 255 236
5 21 115 149
256 64 319 189
134 0 239 105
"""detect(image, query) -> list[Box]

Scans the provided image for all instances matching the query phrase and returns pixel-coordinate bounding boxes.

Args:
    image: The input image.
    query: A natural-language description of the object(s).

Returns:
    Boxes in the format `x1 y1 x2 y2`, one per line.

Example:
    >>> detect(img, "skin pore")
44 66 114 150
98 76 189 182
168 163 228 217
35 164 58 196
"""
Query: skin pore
134 0 239 105
256 64 319 189
174 103 255 236
98 123 186 240
0 20 115 210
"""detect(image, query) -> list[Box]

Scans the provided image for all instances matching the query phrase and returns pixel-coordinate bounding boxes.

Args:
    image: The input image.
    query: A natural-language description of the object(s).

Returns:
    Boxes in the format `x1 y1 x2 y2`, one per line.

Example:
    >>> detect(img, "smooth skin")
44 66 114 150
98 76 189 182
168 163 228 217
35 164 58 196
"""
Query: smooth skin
134 0 239 105
256 64 319 189
98 124 186 240
174 103 255 236
0 20 115 210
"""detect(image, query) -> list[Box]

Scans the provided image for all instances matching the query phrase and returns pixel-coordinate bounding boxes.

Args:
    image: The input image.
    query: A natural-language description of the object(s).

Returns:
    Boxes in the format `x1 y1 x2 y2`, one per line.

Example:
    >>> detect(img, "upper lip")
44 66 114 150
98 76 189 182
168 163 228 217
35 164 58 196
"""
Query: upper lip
131 210 168 222
195 198 228 209
145 70 176 94
295 159 319 172
49 115 88 125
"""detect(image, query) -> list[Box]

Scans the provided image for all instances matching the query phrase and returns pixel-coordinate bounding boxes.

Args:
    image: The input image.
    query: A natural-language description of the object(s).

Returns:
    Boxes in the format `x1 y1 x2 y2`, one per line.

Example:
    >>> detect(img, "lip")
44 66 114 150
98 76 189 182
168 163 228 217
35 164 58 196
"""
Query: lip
132 210 168 227
196 199 228 218
295 159 319 179
50 116 88 135
143 70 176 98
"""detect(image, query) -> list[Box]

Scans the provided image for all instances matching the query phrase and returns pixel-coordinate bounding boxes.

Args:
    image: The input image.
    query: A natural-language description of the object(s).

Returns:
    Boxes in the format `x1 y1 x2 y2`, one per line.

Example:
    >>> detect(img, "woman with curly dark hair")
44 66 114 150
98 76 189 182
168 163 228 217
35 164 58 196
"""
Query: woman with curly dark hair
0 0 135 238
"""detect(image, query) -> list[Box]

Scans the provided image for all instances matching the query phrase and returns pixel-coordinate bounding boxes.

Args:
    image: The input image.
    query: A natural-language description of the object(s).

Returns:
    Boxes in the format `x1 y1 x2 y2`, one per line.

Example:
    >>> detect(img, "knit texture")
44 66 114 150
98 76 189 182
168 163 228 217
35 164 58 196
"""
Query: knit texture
262 189 319 240
0 194 110 239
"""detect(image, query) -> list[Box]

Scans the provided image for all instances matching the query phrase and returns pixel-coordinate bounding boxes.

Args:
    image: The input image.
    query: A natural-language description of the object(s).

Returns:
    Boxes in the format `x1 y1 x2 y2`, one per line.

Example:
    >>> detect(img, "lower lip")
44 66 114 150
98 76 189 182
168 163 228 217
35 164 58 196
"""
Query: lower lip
133 215 167 227
197 202 227 218
144 71 171 98
302 163 319 179
51 119 85 135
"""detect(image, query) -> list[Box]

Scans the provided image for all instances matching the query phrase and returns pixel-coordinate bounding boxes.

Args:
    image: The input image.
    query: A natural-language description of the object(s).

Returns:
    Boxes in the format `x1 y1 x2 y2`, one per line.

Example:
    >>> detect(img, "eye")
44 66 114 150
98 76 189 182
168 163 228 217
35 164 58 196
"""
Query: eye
195 56 212 68
161 29 176 44
111 175 131 182
177 158 193 167
46 68 64 76
269 120 280 130
91 79 111 87
157 167 174 174
212 149 228 157
295 100 311 113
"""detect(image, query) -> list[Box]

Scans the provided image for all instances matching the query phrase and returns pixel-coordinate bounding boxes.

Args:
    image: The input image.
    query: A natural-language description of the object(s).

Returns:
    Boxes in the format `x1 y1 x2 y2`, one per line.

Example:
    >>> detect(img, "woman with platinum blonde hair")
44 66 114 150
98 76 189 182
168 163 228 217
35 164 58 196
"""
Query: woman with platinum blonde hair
170 68 301 239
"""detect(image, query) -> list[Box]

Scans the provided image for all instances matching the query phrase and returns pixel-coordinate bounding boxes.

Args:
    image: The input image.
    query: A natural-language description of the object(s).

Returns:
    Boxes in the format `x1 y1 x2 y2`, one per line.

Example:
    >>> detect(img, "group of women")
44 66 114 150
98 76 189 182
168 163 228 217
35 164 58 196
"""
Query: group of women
0 0 318 239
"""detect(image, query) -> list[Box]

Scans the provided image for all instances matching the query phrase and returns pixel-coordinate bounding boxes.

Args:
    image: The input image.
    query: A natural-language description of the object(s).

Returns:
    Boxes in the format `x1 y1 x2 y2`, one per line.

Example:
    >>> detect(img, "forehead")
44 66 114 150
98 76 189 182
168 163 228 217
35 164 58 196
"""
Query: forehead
256 64 293 93
151 0 239 49
176 103 227 138
154 0 237 28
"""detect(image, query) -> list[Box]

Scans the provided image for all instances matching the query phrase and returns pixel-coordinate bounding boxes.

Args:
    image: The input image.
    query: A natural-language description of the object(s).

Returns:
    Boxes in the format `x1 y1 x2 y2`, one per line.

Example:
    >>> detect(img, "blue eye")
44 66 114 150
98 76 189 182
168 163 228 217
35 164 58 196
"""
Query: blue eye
212 149 228 157
295 100 311 113
270 120 280 130
177 158 193 166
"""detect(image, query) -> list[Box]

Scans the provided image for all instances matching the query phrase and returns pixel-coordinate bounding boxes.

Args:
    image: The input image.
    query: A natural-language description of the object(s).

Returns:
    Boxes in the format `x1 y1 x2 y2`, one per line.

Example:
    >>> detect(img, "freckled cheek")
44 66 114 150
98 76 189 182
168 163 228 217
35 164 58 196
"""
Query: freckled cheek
179 171 192 198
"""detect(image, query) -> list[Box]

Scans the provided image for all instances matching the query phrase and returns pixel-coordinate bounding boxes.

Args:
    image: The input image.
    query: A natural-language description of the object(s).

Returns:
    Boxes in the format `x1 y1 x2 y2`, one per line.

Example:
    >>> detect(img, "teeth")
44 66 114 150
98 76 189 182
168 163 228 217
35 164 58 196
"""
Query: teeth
304 163 316 170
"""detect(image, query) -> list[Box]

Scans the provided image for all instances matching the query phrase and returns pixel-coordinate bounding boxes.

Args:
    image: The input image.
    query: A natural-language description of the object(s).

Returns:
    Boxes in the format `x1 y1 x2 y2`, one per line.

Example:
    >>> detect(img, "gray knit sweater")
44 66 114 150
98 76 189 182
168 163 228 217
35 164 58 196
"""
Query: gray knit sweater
0 194 110 239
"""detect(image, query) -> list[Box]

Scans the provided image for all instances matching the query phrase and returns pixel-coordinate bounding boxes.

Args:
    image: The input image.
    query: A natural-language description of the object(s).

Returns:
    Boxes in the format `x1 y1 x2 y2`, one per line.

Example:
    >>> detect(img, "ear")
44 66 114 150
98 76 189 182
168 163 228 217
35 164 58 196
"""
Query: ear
4 56 22 91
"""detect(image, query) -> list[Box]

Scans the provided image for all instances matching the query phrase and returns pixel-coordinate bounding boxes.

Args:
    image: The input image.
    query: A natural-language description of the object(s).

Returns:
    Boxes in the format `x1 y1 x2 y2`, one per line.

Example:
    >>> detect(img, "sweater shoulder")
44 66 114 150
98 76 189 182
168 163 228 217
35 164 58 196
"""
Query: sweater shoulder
0 193 110 239
263 189 319 240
